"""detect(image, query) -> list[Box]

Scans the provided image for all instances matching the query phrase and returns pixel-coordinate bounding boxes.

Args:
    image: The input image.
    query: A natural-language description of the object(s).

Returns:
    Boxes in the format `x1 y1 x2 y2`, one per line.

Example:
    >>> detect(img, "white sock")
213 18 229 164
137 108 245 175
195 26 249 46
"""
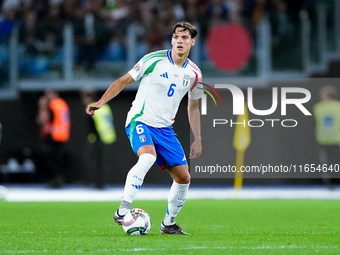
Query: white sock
163 181 189 226
121 153 156 204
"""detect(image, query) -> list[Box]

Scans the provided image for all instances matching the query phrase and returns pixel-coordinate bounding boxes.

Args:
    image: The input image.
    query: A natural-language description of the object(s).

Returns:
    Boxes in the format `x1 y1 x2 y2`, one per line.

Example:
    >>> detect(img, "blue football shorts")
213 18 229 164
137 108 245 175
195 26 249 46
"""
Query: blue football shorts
125 121 188 170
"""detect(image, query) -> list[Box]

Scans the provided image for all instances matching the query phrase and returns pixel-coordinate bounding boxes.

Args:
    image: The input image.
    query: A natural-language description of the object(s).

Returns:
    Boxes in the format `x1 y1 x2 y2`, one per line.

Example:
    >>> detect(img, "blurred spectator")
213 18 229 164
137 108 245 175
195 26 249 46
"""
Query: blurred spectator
250 0 266 25
39 3 63 56
158 0 185 25
107 0 130 30
60 0 81 22
8 1 62 58
270 0 289 36
0 7 18 43
37 89 70 188
80 87 117 189
206 0 230 28
134 0 186 54
183 0 209 39
145 11 167 52
313 85 340 189
74 0 111 73
0 0 313 77
183 0 207 23
158 0 186 43
19 9 41 57
226 0 244 23
1 0 28 14
104 0 131 60
30 0 48 19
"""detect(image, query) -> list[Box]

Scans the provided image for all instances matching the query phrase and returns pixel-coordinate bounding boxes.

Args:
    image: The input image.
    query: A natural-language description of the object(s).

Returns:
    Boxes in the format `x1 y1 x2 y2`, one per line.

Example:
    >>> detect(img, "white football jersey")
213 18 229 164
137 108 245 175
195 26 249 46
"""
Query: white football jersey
126 50 203 128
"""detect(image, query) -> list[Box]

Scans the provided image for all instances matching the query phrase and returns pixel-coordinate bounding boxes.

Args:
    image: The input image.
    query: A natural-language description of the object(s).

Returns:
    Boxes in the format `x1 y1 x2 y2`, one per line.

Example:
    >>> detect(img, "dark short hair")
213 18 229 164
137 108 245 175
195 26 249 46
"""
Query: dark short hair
172 21 198 39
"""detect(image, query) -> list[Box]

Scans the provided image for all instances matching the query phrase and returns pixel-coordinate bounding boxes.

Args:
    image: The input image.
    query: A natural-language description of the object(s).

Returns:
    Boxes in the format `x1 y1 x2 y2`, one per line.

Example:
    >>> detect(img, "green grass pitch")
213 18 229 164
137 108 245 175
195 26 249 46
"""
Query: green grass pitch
1 199 339 254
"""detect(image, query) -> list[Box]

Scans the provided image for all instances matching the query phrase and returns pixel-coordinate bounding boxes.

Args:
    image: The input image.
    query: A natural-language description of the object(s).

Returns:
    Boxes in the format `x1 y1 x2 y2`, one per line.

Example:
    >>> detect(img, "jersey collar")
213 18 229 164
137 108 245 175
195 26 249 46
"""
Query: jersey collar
167 50 189 68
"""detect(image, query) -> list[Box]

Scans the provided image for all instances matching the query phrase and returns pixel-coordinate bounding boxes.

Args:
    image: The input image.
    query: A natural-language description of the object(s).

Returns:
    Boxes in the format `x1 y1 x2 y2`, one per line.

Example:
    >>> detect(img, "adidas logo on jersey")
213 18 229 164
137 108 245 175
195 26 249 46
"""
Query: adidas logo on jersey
160 72 168 78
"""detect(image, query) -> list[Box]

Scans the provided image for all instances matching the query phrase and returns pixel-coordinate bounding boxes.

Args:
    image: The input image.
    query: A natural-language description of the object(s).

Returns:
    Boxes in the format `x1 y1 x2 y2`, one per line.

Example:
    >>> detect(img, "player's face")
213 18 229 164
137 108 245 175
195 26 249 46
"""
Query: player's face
171 28 195 55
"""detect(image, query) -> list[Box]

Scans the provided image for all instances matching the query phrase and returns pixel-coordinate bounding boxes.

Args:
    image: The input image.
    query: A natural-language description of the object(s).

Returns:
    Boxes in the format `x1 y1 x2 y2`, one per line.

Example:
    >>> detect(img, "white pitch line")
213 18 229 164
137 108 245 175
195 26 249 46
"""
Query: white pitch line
1 186 340 202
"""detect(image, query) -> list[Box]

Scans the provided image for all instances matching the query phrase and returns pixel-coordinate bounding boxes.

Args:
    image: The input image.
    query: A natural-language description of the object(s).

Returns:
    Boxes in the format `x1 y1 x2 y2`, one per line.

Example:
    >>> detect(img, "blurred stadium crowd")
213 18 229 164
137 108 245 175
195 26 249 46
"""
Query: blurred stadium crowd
0 0 314 74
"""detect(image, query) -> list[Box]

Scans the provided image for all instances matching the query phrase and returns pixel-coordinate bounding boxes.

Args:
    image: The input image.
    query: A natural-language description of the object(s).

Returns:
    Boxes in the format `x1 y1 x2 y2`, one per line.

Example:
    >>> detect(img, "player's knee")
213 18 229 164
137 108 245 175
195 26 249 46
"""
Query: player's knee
183 174 191 184
175 172 191 184
139 153 157 168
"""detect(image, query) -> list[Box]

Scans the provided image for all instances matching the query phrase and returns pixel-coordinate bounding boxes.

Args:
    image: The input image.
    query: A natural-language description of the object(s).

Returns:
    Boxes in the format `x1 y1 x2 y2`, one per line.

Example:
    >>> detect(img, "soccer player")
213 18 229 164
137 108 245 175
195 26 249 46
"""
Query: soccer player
86 21 203 235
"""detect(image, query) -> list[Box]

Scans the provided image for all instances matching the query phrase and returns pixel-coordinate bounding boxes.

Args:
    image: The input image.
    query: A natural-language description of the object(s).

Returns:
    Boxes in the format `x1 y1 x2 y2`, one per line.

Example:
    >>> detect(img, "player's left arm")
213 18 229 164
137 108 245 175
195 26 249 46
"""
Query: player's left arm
188 98 202 159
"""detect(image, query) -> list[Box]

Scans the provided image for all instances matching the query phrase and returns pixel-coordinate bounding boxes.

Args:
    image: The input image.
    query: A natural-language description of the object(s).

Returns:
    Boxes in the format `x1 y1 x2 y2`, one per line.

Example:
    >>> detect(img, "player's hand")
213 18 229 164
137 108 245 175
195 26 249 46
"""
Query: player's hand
86 102 102 116
189 139 202 159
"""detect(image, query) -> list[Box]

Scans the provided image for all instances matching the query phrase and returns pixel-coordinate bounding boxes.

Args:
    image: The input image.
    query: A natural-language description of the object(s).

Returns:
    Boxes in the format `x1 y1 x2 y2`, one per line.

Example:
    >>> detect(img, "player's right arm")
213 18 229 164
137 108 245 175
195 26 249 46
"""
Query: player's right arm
87 51 165 116
86 73 135 116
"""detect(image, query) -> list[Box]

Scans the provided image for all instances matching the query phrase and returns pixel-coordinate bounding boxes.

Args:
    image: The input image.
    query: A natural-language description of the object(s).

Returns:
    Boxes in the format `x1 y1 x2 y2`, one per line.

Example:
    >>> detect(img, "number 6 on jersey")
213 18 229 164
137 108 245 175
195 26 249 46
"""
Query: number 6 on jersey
167 83 177 97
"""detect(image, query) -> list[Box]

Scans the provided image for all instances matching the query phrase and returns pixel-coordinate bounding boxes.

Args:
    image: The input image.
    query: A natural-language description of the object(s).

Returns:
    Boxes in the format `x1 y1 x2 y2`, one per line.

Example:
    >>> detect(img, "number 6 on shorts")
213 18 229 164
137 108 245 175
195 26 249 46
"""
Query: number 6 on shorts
136 124 144 134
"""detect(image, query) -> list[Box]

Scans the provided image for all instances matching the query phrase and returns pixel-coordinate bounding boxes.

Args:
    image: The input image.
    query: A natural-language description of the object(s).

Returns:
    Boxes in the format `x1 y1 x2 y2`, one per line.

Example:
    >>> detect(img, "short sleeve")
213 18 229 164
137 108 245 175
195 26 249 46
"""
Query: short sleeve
128 50 168 81
188 73 203 100
128 60 144 81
